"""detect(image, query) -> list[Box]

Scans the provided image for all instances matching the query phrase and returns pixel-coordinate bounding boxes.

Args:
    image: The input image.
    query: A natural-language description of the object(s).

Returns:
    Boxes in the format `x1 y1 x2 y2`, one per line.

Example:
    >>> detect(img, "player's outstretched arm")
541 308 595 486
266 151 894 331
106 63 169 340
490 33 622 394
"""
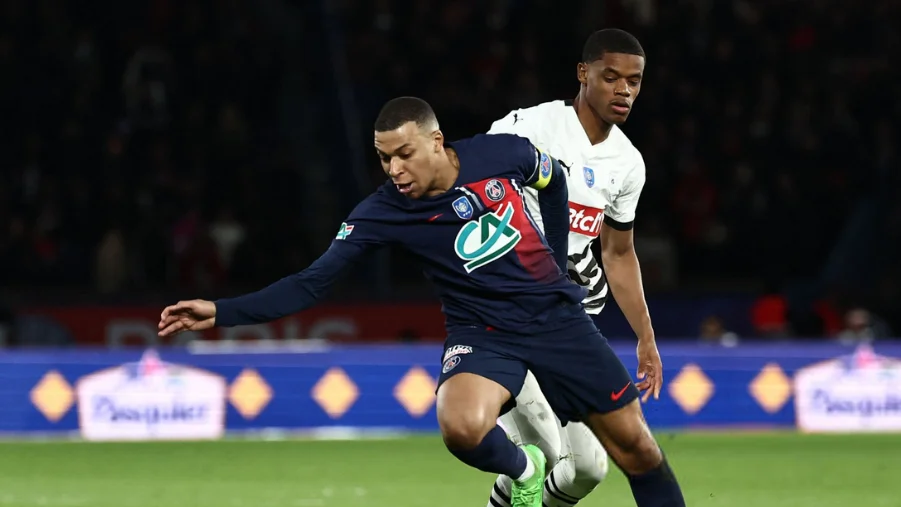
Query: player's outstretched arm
526 147 570 274
158 196 391 337
215 240 366 327
157 241 366 337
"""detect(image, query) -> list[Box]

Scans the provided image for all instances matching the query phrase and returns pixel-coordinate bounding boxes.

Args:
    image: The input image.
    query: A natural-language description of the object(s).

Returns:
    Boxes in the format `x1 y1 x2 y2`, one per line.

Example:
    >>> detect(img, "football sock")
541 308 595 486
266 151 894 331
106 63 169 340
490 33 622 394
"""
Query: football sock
543 460 596 506
487 476 513 507
626 457 686 507
448 425 529 479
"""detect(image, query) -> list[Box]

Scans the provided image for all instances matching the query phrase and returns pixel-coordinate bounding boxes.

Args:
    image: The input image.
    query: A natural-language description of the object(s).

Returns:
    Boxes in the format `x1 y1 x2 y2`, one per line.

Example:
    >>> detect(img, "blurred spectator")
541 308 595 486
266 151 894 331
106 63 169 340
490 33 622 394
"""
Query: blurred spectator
751 291 789 338
837 308 891 345
209 207 247 271
122 46 175 129
699 315 739 347
94 227 128 293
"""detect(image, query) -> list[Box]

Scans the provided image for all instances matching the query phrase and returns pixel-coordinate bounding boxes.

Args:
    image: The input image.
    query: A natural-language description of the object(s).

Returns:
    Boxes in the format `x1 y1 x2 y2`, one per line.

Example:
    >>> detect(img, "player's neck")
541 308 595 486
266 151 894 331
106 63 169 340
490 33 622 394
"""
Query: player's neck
573 92 613 145
427 148 460 196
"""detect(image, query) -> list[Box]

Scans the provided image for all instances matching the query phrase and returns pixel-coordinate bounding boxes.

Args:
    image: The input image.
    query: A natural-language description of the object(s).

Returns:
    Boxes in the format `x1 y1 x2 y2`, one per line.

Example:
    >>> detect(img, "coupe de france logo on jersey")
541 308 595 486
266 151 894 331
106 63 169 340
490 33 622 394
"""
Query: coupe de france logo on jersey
454 202 521 273
583 167 595 188
452 196 474 220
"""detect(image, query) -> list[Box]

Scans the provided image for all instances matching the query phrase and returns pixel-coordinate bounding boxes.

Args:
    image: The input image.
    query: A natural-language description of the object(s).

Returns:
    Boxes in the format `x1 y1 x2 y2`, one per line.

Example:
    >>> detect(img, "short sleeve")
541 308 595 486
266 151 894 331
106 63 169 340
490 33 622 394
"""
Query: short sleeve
488 108 540 140
603 157 646 230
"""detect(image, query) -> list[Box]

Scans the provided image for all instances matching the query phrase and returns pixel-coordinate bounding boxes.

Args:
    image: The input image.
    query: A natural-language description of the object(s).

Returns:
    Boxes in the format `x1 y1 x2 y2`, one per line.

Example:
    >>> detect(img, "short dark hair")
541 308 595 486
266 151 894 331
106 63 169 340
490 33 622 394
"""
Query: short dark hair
374 96 438 132
582 29 645 63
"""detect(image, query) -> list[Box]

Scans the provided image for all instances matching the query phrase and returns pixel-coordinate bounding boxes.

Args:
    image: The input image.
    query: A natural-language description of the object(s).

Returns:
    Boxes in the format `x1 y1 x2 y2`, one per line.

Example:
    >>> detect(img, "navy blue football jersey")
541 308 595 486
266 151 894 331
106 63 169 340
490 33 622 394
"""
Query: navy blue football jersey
215 134 587 333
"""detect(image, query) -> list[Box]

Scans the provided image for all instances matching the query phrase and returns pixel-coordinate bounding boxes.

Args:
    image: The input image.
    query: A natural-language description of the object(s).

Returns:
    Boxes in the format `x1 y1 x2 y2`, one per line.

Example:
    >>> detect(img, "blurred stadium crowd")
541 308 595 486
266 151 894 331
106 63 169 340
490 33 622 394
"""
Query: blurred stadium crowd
0 0 898 337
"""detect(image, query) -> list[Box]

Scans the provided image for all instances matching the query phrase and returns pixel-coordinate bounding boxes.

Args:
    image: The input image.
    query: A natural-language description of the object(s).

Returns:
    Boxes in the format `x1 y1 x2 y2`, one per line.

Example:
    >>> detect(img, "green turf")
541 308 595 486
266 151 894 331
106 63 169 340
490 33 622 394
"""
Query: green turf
0 432 899 506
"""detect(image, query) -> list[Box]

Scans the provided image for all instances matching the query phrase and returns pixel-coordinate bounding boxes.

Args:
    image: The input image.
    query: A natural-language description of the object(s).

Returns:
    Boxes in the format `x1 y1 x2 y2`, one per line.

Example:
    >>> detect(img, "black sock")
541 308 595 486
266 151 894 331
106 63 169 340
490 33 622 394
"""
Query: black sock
448 425 528 478
627 457 686 507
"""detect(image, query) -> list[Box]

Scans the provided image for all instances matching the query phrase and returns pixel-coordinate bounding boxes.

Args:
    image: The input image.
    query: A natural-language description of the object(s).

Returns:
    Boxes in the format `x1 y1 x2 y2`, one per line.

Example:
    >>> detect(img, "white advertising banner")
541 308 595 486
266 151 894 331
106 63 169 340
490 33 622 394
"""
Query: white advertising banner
76 350 227 441
794 344 901 433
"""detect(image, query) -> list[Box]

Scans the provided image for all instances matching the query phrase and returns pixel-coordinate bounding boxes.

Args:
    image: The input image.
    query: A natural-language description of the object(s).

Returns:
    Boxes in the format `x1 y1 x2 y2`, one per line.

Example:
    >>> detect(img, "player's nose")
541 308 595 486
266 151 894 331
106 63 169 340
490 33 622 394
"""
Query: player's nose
614 82 631 96
388 158 404 177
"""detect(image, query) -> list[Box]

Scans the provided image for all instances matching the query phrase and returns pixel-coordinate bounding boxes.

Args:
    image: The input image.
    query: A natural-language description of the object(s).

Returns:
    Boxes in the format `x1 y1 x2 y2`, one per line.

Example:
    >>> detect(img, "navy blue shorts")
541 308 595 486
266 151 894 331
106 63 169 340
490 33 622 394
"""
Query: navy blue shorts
437 306 639 425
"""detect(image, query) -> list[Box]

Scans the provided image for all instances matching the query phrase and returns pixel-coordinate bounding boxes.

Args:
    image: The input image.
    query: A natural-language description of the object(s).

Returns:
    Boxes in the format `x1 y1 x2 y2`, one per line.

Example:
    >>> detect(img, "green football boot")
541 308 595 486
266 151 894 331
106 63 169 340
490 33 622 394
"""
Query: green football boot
511 444 546 507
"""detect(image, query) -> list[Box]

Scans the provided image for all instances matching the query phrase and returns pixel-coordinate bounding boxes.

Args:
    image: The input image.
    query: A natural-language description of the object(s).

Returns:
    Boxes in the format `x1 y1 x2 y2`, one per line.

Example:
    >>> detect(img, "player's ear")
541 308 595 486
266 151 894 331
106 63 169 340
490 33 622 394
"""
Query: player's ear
432 130 444 152
577 62 588 85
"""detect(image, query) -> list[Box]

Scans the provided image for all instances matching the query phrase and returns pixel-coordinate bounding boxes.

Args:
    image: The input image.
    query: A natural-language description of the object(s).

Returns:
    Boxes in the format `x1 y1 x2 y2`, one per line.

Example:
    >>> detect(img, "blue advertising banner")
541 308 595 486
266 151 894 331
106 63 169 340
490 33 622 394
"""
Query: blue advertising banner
3 341 901 439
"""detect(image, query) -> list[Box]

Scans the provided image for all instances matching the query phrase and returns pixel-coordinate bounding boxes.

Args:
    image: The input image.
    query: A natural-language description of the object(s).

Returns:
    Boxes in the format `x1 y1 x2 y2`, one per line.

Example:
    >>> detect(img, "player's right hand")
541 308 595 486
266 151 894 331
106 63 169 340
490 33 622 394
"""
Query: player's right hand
636 336 663 403
158 299 216 337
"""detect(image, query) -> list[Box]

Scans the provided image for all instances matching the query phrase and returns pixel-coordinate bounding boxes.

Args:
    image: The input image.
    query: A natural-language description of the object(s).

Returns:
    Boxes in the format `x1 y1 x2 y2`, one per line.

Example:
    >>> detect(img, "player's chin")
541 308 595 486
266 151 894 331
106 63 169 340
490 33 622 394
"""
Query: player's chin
604 110 630 125
404 187 424 199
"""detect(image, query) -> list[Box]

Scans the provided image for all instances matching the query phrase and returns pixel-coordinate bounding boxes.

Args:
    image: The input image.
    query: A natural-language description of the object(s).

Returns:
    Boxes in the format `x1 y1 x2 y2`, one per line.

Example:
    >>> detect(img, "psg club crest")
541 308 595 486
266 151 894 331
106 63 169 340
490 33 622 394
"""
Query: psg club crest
452 196 474 220
442 355 461 374
540 152 552 179
484 179 505 202
442 345 472 373
583 167 595 188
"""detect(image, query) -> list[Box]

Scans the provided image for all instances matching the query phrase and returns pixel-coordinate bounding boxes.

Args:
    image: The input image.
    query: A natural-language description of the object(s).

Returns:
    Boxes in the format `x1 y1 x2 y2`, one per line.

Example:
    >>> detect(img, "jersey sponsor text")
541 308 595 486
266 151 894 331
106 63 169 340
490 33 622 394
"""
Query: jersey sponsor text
569 202 604 237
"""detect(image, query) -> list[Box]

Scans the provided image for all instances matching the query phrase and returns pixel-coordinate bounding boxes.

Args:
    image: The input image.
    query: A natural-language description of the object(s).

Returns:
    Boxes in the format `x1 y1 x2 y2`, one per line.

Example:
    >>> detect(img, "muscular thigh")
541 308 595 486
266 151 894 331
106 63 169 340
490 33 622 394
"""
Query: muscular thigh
437 372 511 425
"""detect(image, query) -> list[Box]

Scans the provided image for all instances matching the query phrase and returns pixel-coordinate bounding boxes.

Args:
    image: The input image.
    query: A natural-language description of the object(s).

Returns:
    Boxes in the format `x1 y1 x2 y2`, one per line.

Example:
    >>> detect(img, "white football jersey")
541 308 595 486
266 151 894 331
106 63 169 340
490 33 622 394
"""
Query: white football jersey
488 100 646 314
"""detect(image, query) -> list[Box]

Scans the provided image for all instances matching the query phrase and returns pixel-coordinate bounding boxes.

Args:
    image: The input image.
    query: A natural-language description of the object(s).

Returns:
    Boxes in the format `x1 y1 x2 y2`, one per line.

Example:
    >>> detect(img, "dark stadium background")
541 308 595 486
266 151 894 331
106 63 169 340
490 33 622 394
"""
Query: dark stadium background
1 3 899 506
1 0 899 345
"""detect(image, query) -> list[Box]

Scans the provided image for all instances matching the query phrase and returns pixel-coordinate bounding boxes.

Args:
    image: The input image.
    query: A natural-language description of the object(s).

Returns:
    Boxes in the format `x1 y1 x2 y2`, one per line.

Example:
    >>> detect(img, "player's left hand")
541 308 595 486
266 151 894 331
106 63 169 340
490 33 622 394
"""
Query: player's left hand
158 299 217 337
636 336 663 402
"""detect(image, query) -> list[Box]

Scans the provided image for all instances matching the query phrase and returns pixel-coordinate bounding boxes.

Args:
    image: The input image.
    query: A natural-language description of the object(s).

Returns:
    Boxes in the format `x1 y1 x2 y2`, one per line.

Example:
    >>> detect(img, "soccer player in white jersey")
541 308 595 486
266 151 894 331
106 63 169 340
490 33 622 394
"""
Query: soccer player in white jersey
484 29 663 507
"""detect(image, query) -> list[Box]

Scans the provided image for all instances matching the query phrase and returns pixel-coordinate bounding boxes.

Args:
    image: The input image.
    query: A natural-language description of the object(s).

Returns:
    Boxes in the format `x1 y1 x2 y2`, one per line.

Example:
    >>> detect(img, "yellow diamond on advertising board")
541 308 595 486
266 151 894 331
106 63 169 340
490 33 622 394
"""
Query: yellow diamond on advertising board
311 367 359 419
228 368 273 419
668 363 714 415
30 370 74 422
394 366 437 418
749 363 792 414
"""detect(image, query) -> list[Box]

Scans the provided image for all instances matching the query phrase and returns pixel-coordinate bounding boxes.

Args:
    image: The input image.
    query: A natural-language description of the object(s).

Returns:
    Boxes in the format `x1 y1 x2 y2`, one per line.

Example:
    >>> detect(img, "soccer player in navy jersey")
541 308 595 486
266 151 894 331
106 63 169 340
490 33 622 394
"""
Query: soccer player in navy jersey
158 97 685 507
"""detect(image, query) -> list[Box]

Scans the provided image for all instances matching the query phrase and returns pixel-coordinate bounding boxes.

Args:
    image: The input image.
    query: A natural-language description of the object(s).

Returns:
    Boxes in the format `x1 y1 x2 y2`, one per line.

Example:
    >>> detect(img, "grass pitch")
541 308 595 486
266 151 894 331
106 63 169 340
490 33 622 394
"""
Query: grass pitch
0 432 898 506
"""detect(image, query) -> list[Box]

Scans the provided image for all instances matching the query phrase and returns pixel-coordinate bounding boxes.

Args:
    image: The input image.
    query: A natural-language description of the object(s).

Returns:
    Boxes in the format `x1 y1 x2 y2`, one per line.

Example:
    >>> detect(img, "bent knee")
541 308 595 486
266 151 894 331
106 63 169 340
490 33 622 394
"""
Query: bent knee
572 442 609 486
439 410 496 450
612 432 662 475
